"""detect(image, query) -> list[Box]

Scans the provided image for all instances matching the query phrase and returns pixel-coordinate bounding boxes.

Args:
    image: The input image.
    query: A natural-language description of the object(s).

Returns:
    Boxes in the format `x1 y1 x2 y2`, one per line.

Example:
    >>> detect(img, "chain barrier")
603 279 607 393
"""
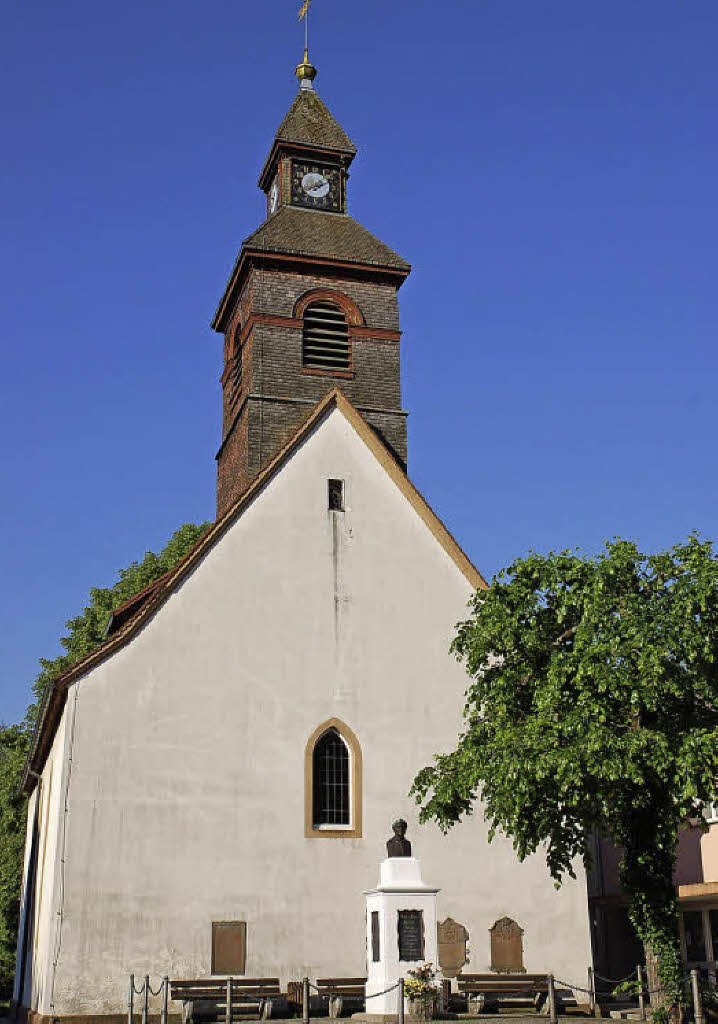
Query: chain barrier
126 967 707 1024
555 975 686 998
594 972 638 986
128 975 169 1024
308 980 400 999
129 976 168 997
365 981 402 1000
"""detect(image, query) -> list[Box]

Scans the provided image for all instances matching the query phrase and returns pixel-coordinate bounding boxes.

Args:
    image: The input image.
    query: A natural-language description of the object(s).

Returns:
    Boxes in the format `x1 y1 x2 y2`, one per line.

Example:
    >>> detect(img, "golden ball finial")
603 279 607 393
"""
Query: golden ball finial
295 48 317 84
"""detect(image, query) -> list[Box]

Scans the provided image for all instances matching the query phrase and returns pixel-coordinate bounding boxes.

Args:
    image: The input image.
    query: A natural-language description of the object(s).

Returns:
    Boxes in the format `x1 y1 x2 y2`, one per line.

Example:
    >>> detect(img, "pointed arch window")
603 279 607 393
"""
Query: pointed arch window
313 728 350 827
305 718 362 839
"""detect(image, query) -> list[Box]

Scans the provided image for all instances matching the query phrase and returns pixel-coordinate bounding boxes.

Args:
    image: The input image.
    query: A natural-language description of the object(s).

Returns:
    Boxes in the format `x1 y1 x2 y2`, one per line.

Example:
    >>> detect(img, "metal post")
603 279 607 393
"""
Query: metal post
226 977 232 1024
142 976 149 1024
398 978 404 1024
302 977 310 1024
692 969 704 1024
548 974 558 1024
128 975 134 1024
637 966 645 1021
161 977 169 1024
588 967 595 1016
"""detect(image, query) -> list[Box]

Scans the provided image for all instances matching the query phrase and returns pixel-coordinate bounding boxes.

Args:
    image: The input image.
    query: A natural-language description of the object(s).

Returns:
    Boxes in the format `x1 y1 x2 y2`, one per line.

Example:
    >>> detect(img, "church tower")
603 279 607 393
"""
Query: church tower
211 51 411 517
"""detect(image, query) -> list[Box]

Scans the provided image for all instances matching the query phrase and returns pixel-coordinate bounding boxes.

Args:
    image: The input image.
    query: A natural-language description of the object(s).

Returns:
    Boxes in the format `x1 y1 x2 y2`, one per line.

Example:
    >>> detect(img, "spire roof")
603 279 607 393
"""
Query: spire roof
273 87 357 157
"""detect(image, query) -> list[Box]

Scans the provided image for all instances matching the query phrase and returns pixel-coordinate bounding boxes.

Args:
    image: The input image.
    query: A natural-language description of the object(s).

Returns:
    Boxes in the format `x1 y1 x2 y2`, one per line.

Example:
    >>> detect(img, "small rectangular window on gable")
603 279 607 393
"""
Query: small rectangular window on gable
328 479 344 512
212 921 247 975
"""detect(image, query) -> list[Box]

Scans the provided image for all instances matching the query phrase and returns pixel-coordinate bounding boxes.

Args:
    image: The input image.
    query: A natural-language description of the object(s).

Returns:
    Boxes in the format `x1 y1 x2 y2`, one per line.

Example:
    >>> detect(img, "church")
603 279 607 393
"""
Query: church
13 49 594 1023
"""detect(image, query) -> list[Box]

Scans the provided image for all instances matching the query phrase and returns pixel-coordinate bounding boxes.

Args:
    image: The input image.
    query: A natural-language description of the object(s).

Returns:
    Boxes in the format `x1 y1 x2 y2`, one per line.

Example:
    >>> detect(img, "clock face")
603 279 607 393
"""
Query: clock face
302 172 329 198
268 178 280 215
291 162 341 211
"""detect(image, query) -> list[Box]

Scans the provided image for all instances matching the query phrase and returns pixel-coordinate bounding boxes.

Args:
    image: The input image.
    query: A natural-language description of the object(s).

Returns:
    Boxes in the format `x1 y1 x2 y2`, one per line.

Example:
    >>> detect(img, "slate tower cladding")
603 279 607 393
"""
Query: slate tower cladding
211 51 411 518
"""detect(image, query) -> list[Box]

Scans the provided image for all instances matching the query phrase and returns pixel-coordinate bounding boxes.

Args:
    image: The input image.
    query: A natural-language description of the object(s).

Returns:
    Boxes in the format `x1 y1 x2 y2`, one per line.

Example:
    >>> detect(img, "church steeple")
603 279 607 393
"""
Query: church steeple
257 58 357 219
212 59 410 519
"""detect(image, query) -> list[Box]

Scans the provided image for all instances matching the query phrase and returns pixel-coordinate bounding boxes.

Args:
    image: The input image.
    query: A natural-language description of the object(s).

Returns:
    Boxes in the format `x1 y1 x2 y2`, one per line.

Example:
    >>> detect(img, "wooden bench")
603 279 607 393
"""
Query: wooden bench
170 979 281 1023
315 978 366 1019
456 974 550 1014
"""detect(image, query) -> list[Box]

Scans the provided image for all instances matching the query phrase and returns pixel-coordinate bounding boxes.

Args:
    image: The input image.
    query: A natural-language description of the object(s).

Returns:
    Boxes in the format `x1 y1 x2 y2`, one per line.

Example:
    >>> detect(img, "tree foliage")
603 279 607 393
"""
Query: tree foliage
412 536 718 1012
0 521 210 998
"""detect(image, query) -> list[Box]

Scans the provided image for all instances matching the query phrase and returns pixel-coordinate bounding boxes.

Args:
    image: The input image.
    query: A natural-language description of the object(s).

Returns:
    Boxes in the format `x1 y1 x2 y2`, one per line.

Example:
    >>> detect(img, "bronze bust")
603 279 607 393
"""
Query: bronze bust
386 819 412 858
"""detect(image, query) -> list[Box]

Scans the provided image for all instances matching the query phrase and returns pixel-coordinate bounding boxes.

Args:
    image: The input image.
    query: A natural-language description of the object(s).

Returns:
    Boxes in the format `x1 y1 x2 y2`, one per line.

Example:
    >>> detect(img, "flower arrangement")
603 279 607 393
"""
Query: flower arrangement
405 963 439 1005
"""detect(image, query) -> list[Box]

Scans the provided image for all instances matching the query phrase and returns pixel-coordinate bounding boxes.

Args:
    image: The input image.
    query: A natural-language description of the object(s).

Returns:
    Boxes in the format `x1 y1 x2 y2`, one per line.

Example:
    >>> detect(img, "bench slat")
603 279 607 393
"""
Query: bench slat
170 990 281 996
317 979 366 986
458 974 548 981
172 980 279 986
169 987 278 995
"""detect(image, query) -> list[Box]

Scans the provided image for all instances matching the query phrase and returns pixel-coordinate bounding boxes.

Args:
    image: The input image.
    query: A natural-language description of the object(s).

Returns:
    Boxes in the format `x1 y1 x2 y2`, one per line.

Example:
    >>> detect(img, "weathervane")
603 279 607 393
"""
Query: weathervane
295 0 317 88
298 0 310 51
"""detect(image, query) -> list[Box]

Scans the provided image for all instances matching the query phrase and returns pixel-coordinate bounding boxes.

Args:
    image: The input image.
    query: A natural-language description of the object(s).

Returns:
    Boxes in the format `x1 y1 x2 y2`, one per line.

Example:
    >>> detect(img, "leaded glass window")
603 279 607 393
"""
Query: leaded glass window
312 728 350 827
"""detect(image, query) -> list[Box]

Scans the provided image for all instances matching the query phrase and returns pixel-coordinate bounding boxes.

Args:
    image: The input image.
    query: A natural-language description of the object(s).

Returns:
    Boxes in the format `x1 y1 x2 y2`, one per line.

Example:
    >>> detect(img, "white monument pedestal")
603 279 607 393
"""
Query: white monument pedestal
358 858 440 1021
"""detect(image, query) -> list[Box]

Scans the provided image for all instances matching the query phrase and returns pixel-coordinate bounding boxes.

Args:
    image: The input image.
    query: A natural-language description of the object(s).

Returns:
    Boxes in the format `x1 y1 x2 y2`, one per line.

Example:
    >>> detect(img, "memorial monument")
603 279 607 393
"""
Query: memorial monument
361 823 440 1020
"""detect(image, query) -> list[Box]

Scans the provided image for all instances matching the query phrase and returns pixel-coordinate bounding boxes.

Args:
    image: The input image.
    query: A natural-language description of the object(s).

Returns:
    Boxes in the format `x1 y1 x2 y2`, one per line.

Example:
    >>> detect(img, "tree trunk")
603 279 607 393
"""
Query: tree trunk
621 826 685 1024
644 945 665 1011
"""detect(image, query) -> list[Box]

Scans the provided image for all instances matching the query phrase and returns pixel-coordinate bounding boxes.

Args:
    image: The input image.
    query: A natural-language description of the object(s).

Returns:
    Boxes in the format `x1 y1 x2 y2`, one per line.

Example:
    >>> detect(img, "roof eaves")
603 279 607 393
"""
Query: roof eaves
258 139 355 191
211 243 410 334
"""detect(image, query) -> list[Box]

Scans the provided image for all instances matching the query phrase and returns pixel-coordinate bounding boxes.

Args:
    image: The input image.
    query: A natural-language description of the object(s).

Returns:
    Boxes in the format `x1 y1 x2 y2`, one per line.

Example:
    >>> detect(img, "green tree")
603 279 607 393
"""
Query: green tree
1 520 210 998
412 536 718 1017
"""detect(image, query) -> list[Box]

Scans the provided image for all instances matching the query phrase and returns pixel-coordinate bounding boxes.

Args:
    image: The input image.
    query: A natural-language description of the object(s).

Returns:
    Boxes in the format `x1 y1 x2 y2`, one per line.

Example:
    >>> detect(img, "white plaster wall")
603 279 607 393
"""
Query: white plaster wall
42 408 592 1014
14 786 38 1008
17 706 68 1012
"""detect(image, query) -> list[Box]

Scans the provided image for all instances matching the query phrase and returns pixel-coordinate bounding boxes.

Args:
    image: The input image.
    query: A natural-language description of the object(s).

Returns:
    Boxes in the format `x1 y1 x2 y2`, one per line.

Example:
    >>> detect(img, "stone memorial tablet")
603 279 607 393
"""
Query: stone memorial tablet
398 909 424 961
371 911 380 963
438 917 469 978
490 917 524 973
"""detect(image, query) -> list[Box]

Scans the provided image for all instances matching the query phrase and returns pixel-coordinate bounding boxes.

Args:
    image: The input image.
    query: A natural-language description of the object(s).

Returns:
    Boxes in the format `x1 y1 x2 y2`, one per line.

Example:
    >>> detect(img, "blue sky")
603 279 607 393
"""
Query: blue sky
1 0 716 724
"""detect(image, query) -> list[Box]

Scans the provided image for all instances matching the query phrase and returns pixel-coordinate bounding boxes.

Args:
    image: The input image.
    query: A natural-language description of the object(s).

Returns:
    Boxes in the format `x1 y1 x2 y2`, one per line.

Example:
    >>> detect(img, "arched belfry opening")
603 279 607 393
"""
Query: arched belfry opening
304 718 362 839
302 301 351 372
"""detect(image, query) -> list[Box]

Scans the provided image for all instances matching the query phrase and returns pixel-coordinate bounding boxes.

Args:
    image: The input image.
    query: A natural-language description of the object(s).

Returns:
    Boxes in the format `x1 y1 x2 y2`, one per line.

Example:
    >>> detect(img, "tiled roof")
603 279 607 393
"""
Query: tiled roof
242 207 410 272
274 89 356 156
104 572 171 637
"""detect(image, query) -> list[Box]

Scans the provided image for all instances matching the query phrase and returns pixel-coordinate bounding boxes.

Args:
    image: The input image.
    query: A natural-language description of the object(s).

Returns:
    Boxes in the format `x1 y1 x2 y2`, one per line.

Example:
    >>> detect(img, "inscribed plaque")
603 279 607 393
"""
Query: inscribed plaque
212 921 247 975
398 910 424 962
489 917 524 973
437 918 469 978
371 911 380 963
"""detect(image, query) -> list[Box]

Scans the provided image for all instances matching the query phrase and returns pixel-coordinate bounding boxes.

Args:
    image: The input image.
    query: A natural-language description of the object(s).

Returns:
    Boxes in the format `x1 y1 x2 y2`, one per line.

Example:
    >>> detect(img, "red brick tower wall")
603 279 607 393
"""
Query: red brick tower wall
216 264 406 518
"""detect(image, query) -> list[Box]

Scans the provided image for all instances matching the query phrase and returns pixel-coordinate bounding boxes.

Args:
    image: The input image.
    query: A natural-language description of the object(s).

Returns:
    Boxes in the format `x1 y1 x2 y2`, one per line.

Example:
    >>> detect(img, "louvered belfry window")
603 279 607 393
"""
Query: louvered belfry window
312 728 350 827
302 301 350 372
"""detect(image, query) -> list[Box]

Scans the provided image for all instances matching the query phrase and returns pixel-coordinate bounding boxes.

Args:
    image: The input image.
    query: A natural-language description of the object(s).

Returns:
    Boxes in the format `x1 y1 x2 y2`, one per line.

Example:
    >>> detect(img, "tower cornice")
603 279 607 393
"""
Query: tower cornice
212 248 409 334
211 207 410 333
258 140 353 192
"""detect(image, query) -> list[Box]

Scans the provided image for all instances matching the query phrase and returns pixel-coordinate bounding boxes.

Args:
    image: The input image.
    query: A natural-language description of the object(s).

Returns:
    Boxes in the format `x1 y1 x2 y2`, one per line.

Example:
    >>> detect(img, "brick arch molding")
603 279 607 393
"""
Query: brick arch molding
293 288 365 327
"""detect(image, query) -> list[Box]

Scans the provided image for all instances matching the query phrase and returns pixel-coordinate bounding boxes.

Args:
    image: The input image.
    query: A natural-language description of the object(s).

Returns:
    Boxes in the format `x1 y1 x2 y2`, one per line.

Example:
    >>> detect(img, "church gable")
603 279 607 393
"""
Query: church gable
23 390 485 792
